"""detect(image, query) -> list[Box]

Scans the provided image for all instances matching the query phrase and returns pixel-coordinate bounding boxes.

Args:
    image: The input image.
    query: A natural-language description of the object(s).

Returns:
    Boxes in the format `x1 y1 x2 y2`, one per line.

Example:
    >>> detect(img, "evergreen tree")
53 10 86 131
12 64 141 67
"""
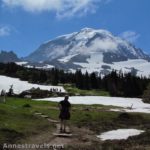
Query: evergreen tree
0 62 149 97
75 70 84 89
90 72 98 89
84 71 90 90
142 82 150 103
39 70 47 83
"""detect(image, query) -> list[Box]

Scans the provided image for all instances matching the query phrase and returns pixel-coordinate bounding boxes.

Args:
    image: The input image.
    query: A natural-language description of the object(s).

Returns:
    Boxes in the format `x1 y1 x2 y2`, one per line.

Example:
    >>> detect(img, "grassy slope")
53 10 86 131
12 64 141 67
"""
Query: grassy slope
0 97 56 146
0 97 150 150
63 84 109 96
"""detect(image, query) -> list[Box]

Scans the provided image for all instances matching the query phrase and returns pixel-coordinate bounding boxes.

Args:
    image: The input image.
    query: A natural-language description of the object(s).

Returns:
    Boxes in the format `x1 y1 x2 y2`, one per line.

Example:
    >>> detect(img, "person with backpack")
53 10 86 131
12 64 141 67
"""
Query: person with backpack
58 95 71 133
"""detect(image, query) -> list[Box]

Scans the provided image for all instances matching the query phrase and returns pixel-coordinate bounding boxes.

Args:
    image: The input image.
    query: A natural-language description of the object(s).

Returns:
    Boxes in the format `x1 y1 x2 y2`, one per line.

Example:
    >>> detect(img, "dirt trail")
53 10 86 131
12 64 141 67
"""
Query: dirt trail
47 118 98 147
20 114 99 150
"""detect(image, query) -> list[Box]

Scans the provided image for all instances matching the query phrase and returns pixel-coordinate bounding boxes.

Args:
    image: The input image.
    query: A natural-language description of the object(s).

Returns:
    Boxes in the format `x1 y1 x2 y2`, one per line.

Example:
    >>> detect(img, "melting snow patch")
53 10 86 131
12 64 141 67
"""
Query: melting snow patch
97 129 144 141
35 64 54 69
34 96 150 114
0 75 65 94
58 54 78 63
15 62 28 66
73 58 150 77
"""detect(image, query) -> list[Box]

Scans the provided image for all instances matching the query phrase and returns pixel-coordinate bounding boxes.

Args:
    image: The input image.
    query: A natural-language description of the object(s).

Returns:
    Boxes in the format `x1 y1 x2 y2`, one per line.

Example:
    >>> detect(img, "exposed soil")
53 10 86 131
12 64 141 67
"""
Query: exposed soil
17 109 150 150
18 115 99 150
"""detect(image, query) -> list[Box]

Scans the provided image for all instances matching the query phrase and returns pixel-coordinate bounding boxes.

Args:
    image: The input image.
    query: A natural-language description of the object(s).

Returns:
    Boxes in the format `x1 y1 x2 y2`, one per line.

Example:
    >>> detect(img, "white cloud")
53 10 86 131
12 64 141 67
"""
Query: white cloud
71 38 118 55
0 26 11 37
2 0 61 12
120 31 140 43
2 0 111 18
89 38 118 52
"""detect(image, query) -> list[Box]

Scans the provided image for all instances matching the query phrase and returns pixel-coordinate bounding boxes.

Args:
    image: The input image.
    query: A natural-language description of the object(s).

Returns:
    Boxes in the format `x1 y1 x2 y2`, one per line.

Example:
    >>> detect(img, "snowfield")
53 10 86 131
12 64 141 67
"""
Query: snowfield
58 54 78 63
15 61 28 66
0 75 65 94
34 96 150 113
35 64 54 69
74 58 150 77
97 129 144 141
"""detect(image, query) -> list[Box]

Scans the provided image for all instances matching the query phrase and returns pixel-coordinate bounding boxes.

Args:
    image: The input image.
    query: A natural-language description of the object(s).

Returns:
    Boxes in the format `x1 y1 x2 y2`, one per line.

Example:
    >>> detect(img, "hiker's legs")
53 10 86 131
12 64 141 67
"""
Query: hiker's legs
63 120 67 132
60 119 67 132
60 119 63 131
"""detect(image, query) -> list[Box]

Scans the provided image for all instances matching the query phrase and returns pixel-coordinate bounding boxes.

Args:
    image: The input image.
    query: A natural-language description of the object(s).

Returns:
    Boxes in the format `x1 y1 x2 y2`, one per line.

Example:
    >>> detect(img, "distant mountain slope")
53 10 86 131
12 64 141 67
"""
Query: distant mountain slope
0 51 20 63
26 28 150 63
24 28 150 77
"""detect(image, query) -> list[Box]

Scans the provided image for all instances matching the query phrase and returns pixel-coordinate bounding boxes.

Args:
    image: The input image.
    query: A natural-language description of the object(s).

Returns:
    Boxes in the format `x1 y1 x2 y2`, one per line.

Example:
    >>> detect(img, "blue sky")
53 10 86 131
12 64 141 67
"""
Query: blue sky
0 0 150 57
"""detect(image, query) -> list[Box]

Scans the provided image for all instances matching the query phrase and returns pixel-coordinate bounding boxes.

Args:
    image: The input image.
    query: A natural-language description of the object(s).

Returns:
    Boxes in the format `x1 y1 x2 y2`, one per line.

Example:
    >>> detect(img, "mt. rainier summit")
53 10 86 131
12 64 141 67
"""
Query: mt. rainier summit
25 28 150 77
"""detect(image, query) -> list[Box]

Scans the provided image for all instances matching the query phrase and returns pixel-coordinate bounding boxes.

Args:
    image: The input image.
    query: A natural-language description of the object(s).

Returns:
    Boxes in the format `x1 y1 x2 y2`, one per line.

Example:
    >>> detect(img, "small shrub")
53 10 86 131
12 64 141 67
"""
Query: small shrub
22 104 31 108
116 113 144 125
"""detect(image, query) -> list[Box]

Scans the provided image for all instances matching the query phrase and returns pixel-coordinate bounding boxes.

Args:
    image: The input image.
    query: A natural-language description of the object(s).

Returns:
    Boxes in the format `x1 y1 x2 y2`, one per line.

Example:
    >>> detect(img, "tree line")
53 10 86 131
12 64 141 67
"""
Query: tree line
0 62 149 98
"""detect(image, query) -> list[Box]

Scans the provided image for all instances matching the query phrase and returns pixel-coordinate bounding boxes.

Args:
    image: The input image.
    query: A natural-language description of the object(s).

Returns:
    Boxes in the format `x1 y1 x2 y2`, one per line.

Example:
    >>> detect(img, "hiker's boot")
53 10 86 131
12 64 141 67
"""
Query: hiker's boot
59 128 63 133
63 129 66 133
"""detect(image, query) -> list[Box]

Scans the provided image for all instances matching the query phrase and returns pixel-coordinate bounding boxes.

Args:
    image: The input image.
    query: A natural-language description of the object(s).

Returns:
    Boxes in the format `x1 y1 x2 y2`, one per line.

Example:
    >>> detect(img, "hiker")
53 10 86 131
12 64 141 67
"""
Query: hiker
58 95 71 133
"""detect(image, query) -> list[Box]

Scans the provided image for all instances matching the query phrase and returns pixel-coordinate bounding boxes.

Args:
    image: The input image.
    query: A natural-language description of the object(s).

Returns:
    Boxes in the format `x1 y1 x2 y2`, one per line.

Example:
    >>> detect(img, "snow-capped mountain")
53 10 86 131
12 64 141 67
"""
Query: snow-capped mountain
25 28 150 76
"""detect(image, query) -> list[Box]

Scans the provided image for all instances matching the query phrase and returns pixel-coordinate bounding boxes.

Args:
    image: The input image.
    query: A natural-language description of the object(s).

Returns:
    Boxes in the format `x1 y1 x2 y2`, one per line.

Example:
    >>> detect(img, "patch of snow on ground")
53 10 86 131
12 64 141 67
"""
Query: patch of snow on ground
74 58 150 77
0 75 65 94
15 62 28 66
34 96 150 113
25 65 34 68
112 59 150 77
75 28 96 41
74 52 104 73
87 52 103 64
97 129 144 141
36 64 54 69
58 54 78 63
